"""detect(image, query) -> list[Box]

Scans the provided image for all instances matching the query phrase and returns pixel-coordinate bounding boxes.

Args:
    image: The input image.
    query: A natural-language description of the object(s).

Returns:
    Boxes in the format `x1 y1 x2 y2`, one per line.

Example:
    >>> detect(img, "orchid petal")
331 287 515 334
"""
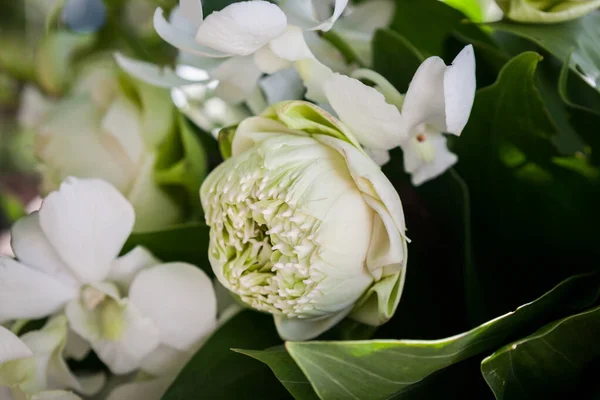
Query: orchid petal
108 246 160 291
101 95 144 167
107 377 172 400
0 326 32 364
269 26 314 62
295 58 334 104
65 299 160 375
140 344 189 376
0 257 77 322
401 56 447 133
336 0 395 34
401 133 457 186
212 56 262 104
38 178 135 284
129 263 217 351
280 0 348 31
153 8 231 57
195 1 287 56
444 45 476 135
254 46 292 74
179 0 203 25
10 213 78 287
31 391 82 400
324 74 405 150
259 68 305 105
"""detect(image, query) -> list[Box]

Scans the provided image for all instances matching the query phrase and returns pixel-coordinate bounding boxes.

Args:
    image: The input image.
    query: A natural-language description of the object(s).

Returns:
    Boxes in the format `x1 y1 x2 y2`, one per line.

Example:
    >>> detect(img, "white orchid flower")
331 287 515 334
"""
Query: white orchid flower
0 178 218 375
0 316 103 399
299 45 476 186
116 0 347 104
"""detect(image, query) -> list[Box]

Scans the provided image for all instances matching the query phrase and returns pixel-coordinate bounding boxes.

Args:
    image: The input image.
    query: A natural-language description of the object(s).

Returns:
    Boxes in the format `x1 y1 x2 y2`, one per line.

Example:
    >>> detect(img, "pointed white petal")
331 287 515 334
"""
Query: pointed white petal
179 0 203 25
153 8 231 57
269 26 314 62
0 257 77 322
295 58 334 104
401 56 447 133
312 0 349 31
65 299 160 375
254 46 293 74
10 213 78 287
259 69 305 105
108 246 160 291
129 263 217 351
115 53 205 88
195 1 287 56
444 45 476 135
0 325 32 363
212 56 262 104
303 31 349 73
38 178 135 284
64 330 91 361
402 133 457 186
324 74 404 150
275 307 351 341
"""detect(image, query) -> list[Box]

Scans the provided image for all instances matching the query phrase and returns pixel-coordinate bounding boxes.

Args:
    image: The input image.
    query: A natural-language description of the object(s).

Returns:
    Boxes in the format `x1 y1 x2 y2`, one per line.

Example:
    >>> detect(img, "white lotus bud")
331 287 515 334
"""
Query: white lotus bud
201 101 408 341
33 59 182 232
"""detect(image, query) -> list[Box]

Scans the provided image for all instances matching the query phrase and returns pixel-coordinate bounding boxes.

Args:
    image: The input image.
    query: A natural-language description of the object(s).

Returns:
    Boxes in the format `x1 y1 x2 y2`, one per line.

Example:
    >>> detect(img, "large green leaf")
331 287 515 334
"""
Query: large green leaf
234 347 319 400
163 310 290 400
481 305 600 399
263 273 600 400
453 51 600 320
491 13 600 94
122 223 210 272
372 29 424 93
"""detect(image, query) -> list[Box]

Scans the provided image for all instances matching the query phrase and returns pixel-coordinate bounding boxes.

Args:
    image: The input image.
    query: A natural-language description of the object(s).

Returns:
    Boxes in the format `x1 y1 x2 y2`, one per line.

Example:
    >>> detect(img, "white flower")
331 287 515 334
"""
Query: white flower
0 316 102 399
0 178 217 375
146 0 347 102
201 101 407 341
33 60 183 232
299 45 476 186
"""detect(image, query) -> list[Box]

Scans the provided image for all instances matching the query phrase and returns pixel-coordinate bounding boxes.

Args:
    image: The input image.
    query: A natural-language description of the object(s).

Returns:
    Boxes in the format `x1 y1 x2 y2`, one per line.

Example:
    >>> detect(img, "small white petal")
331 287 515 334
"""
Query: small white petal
31 391 82 400
402 133 457 186
153 8 230 57
129 263 217 351
295 58 334 104
114 53 205 88
254 46 292 74
401 56 447 133
268 26 314 63
64 330 91 361
39 178 135 284
365 148 391 167
280 0 348 31
444 45 476 135
108 246 161 291
324 74 405 150
195 1 287 56
312 0 349 31
0 257 77 322
65 299 160 375
140 344 189 376
0 325 32 363
10 213 78 287
336 0 395 35
212 56 263 104
303 31 349 73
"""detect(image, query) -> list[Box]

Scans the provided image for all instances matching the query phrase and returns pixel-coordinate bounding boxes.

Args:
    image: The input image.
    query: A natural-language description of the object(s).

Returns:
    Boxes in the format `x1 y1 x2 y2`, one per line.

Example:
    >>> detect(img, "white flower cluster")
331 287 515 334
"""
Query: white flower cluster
0 178 219 399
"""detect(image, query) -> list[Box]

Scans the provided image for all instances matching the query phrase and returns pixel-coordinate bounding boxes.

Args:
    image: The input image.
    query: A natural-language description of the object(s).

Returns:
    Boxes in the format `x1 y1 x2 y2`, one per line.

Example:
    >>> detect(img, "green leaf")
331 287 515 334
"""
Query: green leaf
163 310 290 400
155 114 208 213
0 192 26 223
234 347 319 400
491 13 600 94
481 305 600 399
122 223 210 272
279 273 600 400
372 29 424 94
454 51 600 319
